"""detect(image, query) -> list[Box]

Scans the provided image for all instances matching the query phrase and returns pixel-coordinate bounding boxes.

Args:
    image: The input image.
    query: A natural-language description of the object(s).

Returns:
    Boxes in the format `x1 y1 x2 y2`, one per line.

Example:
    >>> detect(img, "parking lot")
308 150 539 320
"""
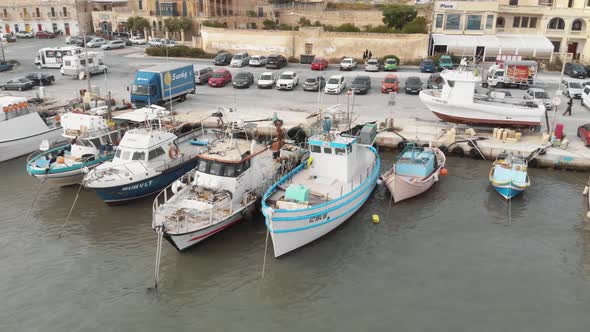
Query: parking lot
2 36 590 137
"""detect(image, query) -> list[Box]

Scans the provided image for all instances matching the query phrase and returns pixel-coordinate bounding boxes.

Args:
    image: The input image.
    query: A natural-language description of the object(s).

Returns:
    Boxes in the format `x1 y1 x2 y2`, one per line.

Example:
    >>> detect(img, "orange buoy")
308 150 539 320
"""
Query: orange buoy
57 156 65 164
440 168 448 176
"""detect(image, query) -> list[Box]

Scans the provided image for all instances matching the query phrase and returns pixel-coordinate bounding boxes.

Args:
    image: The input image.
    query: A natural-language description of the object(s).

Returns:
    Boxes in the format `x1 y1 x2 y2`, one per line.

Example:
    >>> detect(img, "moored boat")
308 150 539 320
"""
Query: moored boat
0 96 63 163
489 152 530 200
382 143 446 202
152 119 307 251
262 120 380 257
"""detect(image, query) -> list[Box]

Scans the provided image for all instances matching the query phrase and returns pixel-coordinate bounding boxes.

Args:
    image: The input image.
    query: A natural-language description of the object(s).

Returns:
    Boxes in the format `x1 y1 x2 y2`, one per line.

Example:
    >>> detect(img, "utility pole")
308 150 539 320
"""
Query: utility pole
83 29 90 94
0 34 5 62
291 1 295 58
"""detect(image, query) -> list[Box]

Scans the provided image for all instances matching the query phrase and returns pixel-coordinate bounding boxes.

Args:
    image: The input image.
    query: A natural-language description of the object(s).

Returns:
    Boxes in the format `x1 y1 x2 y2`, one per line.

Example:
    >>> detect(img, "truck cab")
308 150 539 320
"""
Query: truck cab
131 71 160 106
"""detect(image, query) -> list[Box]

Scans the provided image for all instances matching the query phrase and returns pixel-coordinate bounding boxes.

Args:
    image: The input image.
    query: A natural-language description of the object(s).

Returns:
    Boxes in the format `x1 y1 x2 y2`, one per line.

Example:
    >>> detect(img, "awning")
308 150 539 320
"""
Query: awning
432 34 553 54
496 34 554 53
432 34 500 49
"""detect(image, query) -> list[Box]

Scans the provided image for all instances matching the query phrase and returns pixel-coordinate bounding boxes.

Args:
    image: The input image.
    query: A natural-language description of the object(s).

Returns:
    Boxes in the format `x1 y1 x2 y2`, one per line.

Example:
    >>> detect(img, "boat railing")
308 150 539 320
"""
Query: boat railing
26 142 71 164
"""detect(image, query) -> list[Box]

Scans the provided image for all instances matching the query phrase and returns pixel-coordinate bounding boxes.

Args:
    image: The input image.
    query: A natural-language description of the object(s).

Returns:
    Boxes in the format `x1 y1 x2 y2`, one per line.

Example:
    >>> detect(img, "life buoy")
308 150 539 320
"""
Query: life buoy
168 146 179 159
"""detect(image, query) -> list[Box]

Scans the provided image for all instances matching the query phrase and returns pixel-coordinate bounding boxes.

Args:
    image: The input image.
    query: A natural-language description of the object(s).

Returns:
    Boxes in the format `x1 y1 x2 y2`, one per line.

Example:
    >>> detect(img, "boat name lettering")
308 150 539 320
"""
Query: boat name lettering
309 213 328 224
433 97 448 104
122 180 154 191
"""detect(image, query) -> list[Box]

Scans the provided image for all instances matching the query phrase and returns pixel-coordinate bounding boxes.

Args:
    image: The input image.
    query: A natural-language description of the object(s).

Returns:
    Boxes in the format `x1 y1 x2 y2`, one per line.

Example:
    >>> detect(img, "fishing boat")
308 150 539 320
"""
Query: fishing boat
0 96 63 163
489 152 530 199
83 107 212 203
382 143 446 202
152 119 307 251
262 120 380 257
26 111 122 186
419 69 546 128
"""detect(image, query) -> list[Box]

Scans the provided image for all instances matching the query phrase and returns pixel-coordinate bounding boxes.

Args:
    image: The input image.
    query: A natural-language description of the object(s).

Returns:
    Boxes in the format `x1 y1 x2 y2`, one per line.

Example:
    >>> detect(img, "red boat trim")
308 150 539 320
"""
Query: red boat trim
431 111 540 127
187 218 243 242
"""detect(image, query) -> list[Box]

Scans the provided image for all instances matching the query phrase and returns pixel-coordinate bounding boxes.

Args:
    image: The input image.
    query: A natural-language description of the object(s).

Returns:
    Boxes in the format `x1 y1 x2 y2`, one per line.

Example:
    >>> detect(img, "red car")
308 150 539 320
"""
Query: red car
578 123 590 146
35 31 55 38
311 58 328 71
208 69 232 87
381 74 399 93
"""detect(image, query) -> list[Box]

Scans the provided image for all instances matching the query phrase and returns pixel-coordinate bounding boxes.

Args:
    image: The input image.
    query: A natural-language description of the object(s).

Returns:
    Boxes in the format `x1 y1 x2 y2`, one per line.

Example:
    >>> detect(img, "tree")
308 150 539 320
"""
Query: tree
382 5 417 30
127 16 150 35
262 19 277 30
178 17 192 32
402 17 427 34
164 18 182 39
335 23 360 32
298 17 312 27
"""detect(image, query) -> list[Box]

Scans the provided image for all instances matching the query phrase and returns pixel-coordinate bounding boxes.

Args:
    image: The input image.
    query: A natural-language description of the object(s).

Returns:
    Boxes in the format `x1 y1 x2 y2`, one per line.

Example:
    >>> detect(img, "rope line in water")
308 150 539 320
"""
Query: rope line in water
261 224 270 280
154 226 164 289
24 177 47 224
58 182 84 238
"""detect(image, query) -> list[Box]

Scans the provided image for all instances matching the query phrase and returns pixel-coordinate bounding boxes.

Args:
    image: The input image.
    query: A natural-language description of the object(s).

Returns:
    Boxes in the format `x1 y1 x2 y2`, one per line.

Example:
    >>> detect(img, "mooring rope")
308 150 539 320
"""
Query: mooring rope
24 176 47 224
58 182 83 238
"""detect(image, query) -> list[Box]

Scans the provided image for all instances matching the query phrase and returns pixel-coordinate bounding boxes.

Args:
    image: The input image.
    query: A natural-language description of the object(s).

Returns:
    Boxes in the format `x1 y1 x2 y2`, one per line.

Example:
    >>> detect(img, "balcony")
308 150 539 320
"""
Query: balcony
545 28 565 36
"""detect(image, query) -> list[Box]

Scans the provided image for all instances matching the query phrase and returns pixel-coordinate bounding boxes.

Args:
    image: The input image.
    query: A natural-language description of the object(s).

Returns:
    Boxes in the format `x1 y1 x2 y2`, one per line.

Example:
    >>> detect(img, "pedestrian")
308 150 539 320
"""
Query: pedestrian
563 96 573 116
368 51 372 59
363 50 367 60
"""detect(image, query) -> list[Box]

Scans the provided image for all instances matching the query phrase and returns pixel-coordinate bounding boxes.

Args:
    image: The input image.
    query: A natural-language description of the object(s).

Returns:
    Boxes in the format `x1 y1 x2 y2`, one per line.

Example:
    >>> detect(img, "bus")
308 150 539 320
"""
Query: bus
34 46 82 69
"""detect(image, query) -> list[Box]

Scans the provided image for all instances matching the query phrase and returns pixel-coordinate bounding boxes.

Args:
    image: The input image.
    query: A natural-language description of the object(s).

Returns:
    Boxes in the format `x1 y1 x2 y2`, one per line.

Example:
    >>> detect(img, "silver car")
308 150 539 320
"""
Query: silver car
365 58 381 72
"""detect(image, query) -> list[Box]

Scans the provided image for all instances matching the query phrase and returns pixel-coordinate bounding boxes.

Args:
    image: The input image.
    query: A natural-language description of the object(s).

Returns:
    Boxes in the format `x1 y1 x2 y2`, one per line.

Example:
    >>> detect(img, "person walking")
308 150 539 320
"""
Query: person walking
362 50 367 60
368 51 372 59
563 96 573 116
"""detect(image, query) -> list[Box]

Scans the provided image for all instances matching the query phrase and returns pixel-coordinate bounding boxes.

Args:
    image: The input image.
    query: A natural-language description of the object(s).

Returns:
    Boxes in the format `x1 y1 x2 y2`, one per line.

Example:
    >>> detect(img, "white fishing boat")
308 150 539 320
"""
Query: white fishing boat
382 143 446 202
83 106 212 203
0 96 63 163
152 120 307 251
419 69 546 128
262 120 380 257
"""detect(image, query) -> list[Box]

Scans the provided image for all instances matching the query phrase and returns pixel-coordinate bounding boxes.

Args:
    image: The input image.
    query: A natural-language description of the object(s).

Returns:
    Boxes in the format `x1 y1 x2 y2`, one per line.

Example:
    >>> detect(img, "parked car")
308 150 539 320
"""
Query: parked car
420 59 436 73
16 31 34 38
0 60 14 72
404 76 423 94
2 33 16 42
230 52 250 67
116 37 133 46
35 31 55 38
233 72 254 88
76 36 93 47
213 52 232 66
87 37 106 48
325 75 346 94
577 123 590 146
339 57 357 71
564 62 587 79
101 40 126 50
562 79 583 99
257 72 276 89
365 58 381 72
266 54 287 69
311 57 328 71
249 55 266 67
438 55 453 71
524 88 551 109
159 39 177 47
0 78 35 91
582 86 590 108
351 75 371 94
148 38 162 47
383 58 398 71
427 73 443 89
276 71 299 90
195 67 214 85
381 74 399 93
25 73 55 86
129 36 147 45
303 76 326 92
208 68 232 87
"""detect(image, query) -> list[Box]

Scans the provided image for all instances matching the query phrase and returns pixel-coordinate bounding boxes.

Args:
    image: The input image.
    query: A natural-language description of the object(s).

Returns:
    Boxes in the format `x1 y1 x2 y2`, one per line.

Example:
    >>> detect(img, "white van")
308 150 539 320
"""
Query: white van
34 46 83 69
60 52 107 77
582 86 590 109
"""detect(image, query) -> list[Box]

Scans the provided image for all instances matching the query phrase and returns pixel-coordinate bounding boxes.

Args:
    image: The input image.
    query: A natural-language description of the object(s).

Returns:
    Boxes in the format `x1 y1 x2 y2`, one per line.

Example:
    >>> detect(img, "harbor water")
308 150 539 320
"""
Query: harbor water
2 152 590 331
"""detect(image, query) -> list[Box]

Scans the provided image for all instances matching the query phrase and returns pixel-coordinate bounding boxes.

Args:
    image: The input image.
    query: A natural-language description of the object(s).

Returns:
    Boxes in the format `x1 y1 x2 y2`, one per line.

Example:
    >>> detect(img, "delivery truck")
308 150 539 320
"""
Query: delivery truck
483 60 538 89
130 63 195 107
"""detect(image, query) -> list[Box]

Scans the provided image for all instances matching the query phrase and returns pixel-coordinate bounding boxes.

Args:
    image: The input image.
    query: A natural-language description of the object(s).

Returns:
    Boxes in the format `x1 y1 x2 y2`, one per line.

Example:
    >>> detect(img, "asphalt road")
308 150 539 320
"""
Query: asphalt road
2 36 589 137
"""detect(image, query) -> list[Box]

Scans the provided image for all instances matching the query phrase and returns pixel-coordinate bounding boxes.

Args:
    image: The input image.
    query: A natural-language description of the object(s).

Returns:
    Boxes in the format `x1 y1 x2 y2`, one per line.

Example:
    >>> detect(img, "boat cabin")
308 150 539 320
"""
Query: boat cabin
61 112 121 158
113 129 177 164
307 133 365 184
395 147 437 178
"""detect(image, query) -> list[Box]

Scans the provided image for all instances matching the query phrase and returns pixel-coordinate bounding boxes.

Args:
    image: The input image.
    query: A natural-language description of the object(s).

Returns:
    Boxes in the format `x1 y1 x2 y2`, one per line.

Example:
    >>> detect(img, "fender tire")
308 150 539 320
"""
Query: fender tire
469 148 483 160
451 146 464 157
438 145 449 155
528 158 539 168
397 141 406 150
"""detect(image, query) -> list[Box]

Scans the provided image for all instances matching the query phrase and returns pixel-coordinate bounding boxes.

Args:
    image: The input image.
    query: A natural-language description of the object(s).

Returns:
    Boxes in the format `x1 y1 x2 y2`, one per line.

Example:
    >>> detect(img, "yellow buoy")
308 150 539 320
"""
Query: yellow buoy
306 157 313 168
372 214 380 224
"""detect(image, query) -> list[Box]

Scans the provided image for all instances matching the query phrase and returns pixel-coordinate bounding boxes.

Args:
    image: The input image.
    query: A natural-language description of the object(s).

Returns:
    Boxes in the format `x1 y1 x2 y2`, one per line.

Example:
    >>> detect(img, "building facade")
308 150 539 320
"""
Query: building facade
0 0 93 36
432 0 590 62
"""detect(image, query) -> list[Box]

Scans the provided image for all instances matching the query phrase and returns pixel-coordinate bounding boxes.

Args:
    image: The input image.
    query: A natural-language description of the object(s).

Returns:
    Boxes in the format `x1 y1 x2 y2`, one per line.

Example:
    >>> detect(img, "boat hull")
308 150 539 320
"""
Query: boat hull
263 147 380 257
90 159 199 203
419 91 544 127
0 127 63 163
491 183 525 200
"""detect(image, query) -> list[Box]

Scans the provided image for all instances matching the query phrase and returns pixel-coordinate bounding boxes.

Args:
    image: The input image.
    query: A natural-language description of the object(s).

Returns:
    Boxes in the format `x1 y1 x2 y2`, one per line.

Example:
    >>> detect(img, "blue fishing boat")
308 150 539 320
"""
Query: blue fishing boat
489 152 530 200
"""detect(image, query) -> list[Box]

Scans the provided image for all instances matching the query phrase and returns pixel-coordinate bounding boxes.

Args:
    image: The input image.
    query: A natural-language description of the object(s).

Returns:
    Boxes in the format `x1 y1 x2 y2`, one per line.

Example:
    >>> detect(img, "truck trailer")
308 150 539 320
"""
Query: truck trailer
130 63 195 107
484 60 538 89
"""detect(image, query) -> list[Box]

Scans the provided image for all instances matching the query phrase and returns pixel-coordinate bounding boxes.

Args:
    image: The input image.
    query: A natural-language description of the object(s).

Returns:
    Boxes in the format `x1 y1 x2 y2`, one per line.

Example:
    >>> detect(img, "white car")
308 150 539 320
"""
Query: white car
129 36 146 45
325 75 346 94
101 40 126 50
582 86 590 109
87 37 106 48
231 52 250 67
249 55 267 67
16 31 34 38
562 79 583 99
159 39 177 47
339 57 357 71
257 72 275 89
276 71 298 90
148 38 161 47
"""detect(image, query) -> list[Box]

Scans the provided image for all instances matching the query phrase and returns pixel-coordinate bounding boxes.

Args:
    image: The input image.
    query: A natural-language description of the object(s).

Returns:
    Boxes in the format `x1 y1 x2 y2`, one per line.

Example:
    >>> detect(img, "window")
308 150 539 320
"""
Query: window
551 41 561 52
80 59 86 66
223 164 236 177
62 7 67 17
572 19 583 31
436 14 444 28
568 0 573 7
496 17 505 28
210 162 223 176
121 151 131 160
335 148 346 155
35 8 40 17
132 151 146 161
445 14 460 30
311 145 321 153
509 0 518 5
486 15 494 29
50 8 55 17
521 17 529 28
197 159 209 172
466 15 482 30
324 147 332 154
139 0 143 10
2 9 6 16
539 0 553 5
548 17 565 30
513 16 521 28
115 149 122 158
45 50 55 58
530 17 537 28
148 147 165 160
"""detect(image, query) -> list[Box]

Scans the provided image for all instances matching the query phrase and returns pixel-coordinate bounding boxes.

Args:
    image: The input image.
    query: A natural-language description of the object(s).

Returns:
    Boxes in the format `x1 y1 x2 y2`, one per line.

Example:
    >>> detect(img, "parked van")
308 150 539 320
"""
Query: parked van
60 52 107 77
230 52 250 67
34 46 83 69
582 86 590 109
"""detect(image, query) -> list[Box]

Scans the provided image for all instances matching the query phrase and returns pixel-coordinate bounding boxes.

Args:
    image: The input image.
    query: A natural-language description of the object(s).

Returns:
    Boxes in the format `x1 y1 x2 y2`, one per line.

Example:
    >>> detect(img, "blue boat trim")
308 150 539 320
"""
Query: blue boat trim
26 144 114 175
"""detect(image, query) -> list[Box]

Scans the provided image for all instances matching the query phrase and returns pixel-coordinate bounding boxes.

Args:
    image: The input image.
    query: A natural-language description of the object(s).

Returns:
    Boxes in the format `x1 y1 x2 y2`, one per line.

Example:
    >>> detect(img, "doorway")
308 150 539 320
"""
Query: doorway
64 23 70 36
475 46 485 62
568 42 579 59
37 24 42 32
4 24 9 33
